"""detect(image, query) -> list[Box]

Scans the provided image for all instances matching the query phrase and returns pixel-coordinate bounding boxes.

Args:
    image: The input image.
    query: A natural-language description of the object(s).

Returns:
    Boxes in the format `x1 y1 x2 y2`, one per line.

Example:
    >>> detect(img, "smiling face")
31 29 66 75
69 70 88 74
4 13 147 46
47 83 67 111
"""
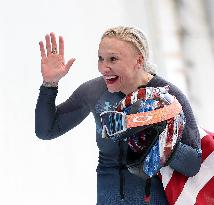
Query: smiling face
98 37 145 95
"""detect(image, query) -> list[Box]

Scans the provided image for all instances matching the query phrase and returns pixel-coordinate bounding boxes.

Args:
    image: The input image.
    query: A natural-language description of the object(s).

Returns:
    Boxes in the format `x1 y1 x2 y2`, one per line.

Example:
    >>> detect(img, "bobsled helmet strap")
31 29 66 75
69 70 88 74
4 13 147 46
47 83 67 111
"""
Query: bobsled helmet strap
126 98 181 128
100 98 182 138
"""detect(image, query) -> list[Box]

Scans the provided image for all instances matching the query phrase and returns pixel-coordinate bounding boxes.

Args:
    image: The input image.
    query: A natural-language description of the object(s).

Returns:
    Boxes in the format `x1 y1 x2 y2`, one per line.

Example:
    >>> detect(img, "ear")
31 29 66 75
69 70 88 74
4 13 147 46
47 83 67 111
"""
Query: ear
136 54 144 69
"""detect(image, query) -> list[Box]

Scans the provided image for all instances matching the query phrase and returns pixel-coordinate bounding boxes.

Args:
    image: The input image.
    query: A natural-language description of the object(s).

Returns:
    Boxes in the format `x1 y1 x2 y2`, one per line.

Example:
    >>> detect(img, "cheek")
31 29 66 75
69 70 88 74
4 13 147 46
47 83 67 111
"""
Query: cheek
97 62 103 72
120 69 135 80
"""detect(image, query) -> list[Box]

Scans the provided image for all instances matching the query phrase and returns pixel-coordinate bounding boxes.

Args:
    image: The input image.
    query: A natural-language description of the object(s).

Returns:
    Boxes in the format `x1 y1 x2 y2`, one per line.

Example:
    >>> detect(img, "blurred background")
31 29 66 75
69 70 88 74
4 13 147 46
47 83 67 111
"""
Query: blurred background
0 0 213 204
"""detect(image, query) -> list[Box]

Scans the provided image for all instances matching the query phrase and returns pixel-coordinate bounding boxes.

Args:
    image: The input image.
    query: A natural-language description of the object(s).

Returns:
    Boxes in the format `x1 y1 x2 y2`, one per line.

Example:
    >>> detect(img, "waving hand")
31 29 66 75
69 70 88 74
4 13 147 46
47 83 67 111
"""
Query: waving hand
39 32 75 83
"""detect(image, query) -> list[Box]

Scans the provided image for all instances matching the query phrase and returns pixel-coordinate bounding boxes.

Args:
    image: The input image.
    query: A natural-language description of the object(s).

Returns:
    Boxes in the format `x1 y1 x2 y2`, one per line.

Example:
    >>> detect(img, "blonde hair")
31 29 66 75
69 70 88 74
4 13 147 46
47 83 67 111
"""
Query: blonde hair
101 26 156 74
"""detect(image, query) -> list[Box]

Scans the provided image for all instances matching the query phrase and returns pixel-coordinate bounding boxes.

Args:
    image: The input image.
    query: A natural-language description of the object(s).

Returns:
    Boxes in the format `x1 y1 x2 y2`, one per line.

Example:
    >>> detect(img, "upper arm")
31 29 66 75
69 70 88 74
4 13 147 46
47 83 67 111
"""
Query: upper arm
55 86 91 134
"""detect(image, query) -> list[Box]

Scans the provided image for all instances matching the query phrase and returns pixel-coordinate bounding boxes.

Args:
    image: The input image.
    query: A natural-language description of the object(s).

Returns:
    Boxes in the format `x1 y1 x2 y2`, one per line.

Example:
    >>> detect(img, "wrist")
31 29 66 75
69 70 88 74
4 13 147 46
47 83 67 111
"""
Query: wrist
42 80 58 87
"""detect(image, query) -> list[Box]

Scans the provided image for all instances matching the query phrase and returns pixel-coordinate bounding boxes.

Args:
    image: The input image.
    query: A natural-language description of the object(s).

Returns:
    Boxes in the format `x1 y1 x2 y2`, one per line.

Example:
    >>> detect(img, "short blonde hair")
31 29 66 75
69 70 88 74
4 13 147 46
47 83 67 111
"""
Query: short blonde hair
101 26 156 74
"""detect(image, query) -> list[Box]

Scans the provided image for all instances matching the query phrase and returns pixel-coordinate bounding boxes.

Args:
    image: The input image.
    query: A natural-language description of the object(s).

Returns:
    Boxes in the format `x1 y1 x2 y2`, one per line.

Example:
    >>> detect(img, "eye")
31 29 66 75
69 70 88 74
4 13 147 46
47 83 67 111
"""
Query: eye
98 56 104 62
110 56 118 62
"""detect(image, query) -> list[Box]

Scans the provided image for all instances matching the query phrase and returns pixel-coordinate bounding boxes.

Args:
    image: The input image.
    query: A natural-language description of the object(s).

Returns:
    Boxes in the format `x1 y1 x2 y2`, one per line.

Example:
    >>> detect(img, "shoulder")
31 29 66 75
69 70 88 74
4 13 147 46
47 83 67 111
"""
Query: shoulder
150 74 197 122
150 75 193 116
149 75 187 100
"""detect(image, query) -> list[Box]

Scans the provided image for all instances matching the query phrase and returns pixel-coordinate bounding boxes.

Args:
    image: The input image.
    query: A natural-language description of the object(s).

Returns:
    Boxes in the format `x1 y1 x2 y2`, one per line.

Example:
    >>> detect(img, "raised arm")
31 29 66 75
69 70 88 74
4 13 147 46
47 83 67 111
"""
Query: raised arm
35 33 90 140
35 84 90 140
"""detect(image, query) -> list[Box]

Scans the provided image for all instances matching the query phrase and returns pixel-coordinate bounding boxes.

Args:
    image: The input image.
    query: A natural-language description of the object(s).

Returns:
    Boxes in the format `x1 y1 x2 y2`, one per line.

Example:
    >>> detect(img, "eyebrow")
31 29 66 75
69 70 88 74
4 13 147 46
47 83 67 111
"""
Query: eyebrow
98 52 120 56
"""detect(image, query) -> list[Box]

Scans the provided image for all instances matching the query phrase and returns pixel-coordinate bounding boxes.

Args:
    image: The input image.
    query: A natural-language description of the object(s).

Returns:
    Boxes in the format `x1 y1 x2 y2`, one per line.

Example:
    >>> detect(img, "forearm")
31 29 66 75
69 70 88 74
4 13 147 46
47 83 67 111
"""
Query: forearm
35 85 59 140
35 84 91 140
168 142 201 176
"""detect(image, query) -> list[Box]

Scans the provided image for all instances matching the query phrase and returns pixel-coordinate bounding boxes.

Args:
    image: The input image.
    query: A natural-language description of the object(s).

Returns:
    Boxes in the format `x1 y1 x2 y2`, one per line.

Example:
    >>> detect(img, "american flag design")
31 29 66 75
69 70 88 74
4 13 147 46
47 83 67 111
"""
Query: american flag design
116 86 170 112
159 127 214 205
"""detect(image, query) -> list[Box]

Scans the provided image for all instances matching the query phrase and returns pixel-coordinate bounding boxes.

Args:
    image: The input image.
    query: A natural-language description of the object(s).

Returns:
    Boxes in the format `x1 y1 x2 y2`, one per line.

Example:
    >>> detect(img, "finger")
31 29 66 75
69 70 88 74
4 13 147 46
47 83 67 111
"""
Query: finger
50 32 58 54
39 41 46 59
64 58 76 72
59 36 64 57
45 34 52 56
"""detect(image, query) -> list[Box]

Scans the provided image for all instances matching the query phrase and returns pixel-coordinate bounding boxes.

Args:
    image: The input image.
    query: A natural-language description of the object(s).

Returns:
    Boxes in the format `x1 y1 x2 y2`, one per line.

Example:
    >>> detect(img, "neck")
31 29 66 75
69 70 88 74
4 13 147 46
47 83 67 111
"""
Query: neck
123 71 154 95
139 72 153 86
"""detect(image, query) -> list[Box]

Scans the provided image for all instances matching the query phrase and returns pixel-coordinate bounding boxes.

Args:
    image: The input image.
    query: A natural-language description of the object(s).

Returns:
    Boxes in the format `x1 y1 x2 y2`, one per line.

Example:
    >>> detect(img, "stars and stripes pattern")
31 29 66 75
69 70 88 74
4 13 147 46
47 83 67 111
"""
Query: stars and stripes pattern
159 127 214 205
116 86 169 112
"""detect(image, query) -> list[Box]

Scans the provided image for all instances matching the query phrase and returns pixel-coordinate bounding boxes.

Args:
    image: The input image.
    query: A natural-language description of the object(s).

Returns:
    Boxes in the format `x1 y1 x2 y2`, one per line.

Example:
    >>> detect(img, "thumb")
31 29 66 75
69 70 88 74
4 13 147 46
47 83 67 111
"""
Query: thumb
64 58 76 73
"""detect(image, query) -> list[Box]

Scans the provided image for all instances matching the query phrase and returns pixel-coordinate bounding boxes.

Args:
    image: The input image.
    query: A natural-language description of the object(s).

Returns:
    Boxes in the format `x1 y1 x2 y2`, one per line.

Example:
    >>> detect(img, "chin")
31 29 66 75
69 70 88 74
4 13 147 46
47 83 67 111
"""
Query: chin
107 88 118 93
107 85 120 93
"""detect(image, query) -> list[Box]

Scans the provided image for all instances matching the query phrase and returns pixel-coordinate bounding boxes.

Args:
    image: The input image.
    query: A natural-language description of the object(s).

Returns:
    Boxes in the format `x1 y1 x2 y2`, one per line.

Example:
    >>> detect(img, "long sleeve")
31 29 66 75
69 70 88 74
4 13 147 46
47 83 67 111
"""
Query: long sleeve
35 84 90 140
168 142 201 176
167 84 202 177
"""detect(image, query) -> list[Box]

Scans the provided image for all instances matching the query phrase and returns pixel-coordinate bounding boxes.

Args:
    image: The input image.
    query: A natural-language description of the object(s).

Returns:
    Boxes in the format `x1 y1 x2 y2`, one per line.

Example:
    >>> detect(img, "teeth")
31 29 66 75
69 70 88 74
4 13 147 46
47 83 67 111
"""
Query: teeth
105 75 117 80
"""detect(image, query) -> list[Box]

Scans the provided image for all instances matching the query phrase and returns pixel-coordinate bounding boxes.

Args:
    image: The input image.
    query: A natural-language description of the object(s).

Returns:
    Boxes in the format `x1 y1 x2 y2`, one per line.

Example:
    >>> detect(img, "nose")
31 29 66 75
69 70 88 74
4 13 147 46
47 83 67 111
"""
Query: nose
98 60 111 74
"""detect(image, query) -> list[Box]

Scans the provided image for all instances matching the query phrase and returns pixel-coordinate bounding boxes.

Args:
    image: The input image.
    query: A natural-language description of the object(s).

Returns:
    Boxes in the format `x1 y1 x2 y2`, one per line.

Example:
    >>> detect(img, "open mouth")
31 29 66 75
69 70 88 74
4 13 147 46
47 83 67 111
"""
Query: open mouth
105 75 119 84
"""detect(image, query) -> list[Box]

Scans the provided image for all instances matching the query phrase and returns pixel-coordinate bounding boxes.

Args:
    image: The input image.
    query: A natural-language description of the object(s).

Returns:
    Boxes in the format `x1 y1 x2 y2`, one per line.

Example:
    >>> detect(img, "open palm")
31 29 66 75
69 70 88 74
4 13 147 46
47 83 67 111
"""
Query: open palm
39 32 75 83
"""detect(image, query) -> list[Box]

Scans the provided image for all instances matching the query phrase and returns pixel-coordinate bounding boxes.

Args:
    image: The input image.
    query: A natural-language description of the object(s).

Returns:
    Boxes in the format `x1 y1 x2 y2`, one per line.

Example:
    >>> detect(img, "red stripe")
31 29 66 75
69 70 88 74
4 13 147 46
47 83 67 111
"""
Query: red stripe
201 133 214 162
163 131 214 205
195 176 214 205
164 171 188 204
125 95 131 109
163 118 174 162
137 88 146 100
